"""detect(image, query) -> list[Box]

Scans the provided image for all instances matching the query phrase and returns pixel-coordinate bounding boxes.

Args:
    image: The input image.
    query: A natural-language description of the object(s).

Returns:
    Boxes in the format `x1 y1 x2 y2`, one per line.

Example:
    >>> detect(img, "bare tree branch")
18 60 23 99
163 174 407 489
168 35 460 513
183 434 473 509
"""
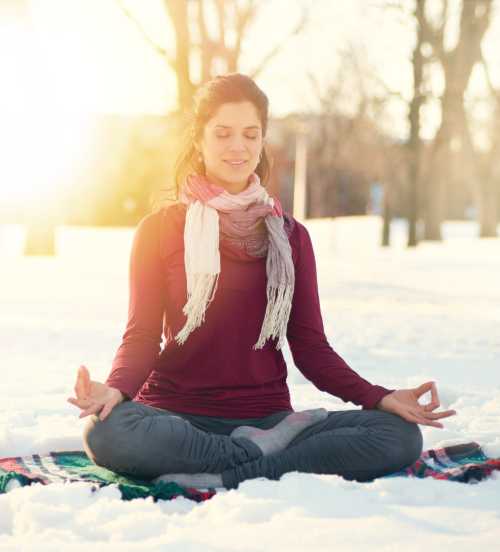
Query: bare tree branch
229 0 257 72
195 0 216 81
115 0 175 70
249 4 310 79
163 0 195 110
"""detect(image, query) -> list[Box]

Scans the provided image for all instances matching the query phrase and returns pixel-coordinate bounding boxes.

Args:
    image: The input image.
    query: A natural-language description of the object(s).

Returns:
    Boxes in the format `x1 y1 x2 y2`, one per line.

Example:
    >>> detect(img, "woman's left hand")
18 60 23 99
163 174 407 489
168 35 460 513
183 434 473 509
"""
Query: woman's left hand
376 381 457 429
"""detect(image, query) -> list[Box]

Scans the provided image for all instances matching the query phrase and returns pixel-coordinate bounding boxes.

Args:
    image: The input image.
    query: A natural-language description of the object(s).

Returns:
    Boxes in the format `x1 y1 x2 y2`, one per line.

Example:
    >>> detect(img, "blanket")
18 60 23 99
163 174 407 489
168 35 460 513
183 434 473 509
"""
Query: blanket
0 450 216 502
380 441 500 483
1 442 498 501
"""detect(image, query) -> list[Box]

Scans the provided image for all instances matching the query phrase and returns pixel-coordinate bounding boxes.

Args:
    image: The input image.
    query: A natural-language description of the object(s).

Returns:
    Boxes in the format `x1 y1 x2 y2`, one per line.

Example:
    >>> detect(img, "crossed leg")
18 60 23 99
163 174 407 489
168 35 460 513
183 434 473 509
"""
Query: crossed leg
83 401 264 480
83 401 423 490
220 408 423 489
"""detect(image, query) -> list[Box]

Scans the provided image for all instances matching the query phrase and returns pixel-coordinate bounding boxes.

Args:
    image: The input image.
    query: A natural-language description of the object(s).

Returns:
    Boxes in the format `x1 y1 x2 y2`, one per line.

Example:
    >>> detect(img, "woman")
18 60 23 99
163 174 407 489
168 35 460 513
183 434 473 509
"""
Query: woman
68 73 456 490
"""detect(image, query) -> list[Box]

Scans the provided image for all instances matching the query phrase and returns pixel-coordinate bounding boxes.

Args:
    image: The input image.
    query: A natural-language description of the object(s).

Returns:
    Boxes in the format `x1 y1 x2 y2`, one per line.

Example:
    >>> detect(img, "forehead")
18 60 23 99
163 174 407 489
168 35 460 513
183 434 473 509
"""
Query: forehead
207 101 261 129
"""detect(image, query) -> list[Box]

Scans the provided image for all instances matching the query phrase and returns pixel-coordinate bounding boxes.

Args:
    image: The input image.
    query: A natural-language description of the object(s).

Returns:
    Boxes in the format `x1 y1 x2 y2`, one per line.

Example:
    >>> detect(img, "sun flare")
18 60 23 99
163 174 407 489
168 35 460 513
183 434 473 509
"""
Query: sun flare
0 13 94 207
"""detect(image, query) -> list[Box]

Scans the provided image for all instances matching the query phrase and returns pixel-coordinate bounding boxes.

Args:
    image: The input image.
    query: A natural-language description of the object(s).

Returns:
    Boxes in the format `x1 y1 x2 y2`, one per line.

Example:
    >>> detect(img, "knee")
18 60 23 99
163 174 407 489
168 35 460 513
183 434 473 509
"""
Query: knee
387 416 423 470
82 401 132 469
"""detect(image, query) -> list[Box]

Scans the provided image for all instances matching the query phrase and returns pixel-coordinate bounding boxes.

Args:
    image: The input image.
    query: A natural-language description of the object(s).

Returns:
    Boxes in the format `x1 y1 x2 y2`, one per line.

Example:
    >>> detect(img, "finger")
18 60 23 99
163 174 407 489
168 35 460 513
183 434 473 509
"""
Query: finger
415 404 456 419
423 381 440 411
417 381 441 412
77 365 91 398
98 402 114 421
67 397 90 409
74 367 88 400
420 408 457 420
67 394 91 405
79 403 104 419
423 381 441 412
80 364 91 396
406 410 444 428
415 381 433 399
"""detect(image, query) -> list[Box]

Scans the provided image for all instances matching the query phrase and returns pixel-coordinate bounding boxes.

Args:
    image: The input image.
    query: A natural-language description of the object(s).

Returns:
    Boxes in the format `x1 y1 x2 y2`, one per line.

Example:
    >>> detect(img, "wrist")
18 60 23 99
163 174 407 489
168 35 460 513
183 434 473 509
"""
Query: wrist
376 391 394 410
119 390 130 402
110 387 129 402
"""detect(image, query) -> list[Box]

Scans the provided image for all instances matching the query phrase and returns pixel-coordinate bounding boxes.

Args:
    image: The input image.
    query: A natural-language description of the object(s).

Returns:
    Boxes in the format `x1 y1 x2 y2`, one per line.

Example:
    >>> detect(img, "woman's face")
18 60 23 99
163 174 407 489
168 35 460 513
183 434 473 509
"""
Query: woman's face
196 101 264 194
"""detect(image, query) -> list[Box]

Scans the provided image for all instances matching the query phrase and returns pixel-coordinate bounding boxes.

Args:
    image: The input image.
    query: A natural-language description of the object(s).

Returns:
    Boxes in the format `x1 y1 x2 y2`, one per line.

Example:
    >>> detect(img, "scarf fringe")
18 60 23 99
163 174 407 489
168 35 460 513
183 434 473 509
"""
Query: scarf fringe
177 172 295 350
175 273 220 346
174 199 221 346
253 283 294 350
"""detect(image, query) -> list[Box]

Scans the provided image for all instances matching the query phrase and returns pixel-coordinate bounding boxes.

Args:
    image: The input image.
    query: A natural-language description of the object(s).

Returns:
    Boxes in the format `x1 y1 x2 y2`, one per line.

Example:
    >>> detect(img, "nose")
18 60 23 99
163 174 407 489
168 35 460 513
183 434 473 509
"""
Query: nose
227 135 248 152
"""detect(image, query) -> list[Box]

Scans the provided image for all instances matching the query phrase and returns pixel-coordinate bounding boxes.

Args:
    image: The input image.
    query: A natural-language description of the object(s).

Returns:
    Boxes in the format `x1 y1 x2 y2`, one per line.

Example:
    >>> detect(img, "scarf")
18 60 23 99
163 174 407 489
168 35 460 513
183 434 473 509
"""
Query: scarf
175 172 295 350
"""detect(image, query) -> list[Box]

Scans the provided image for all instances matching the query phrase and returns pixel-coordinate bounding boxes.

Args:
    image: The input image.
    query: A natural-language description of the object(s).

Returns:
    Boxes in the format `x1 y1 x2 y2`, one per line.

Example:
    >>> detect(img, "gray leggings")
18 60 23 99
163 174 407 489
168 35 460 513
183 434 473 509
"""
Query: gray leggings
82 400 423 490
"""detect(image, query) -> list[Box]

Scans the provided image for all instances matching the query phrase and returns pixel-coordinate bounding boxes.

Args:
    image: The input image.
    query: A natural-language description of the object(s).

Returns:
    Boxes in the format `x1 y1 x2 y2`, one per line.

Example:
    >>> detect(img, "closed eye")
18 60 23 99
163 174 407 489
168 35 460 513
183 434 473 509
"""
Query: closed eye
216 135 258 140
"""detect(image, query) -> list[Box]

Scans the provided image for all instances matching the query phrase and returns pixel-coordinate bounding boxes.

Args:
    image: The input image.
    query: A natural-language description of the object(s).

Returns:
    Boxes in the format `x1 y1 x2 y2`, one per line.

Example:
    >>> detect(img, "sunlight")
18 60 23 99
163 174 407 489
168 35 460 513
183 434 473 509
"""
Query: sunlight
0 12 94 207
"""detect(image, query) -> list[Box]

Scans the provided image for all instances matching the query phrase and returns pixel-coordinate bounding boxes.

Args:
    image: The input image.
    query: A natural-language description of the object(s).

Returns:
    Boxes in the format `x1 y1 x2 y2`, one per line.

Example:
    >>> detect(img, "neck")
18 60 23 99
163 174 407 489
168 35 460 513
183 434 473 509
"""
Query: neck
204 170 250 195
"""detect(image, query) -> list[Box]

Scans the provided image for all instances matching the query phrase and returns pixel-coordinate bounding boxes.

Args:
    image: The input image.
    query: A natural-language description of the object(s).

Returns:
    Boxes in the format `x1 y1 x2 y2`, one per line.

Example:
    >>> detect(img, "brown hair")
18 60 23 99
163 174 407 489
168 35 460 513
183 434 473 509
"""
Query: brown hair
154 73 272 210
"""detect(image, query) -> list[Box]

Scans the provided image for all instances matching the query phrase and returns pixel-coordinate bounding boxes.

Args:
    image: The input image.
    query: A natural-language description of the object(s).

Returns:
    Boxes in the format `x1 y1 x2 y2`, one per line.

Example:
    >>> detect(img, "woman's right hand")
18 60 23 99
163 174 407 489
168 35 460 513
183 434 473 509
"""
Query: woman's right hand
67 364 126 421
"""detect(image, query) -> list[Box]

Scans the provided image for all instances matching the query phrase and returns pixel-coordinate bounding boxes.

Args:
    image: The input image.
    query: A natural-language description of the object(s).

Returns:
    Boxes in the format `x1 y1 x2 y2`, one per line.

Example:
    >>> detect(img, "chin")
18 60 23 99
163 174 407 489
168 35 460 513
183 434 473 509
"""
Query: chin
215 166 254 184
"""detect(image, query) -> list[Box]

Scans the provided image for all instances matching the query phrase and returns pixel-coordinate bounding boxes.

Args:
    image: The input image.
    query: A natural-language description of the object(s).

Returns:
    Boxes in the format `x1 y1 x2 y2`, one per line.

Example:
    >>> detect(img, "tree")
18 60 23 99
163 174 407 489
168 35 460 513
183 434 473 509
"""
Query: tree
475 50 500 237
118 0 310 113
117 0 311 206
419 0 493 240
406 0 426 247
301 48 408 228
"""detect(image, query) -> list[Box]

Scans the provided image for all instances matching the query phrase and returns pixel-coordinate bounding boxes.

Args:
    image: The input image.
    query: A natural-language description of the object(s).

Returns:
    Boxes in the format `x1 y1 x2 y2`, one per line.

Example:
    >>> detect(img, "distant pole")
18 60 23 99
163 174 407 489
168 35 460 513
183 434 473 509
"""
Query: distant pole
293 120 308 221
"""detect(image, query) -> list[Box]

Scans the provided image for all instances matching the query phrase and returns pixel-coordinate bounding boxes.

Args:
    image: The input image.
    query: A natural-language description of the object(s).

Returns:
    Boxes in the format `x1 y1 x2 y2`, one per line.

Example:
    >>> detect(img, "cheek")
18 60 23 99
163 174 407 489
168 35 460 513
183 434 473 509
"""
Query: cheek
244 141 262 159
204 140 225 160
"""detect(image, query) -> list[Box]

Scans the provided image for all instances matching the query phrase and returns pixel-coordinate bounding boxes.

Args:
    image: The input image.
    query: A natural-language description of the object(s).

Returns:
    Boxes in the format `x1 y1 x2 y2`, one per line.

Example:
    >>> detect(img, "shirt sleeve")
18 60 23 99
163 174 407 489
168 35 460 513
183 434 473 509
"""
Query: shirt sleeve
105 211 166 400
286 221 395 410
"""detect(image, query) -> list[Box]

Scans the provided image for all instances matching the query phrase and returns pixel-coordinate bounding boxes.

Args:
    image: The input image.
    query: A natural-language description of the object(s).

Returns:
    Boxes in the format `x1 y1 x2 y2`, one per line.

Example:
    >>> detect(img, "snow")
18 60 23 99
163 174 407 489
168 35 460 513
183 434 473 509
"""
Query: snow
1 215 499 551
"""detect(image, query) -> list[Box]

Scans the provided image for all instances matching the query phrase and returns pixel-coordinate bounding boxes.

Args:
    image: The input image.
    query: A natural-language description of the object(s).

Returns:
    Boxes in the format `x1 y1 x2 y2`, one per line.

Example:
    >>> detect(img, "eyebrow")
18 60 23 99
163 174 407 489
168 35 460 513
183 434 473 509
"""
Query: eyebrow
214 125 261 130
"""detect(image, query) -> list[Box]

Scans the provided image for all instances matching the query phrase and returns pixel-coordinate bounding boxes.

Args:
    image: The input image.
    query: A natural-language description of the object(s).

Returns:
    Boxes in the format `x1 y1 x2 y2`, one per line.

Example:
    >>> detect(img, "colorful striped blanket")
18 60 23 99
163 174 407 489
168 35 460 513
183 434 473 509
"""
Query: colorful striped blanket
380 441 500 483
1 441 498 502
0 450 216 502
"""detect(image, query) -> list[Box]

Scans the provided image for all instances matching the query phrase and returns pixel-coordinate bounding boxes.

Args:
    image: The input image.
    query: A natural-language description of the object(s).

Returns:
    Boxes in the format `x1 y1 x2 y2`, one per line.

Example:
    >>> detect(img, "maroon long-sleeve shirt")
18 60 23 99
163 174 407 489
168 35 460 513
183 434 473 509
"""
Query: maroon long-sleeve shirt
105 204 395 418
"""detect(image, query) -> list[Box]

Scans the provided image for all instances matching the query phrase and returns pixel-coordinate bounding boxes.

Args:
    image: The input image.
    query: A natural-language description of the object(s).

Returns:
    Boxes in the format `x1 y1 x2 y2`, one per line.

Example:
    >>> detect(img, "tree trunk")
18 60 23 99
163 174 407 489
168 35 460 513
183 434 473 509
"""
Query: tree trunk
423 93 462 240
407 0 425 247
423 175 446 240
381 181 391 247
164 0 194 113
479 177 498 237
420 0 492 241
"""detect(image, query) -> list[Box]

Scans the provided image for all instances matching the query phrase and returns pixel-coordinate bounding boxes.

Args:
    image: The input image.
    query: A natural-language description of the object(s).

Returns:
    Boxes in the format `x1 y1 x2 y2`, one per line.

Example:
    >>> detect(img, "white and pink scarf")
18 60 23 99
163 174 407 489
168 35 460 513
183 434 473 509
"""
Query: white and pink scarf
175 172 295 350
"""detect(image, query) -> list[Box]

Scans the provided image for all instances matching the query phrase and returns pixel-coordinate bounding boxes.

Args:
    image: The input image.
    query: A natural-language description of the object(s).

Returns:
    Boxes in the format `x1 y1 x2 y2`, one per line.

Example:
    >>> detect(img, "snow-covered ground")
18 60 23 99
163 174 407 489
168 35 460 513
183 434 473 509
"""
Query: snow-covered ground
1 215 499 551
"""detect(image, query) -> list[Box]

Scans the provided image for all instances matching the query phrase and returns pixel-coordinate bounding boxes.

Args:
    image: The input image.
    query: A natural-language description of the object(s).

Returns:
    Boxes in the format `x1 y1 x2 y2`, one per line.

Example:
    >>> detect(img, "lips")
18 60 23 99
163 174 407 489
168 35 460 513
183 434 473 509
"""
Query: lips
224 160 248 167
